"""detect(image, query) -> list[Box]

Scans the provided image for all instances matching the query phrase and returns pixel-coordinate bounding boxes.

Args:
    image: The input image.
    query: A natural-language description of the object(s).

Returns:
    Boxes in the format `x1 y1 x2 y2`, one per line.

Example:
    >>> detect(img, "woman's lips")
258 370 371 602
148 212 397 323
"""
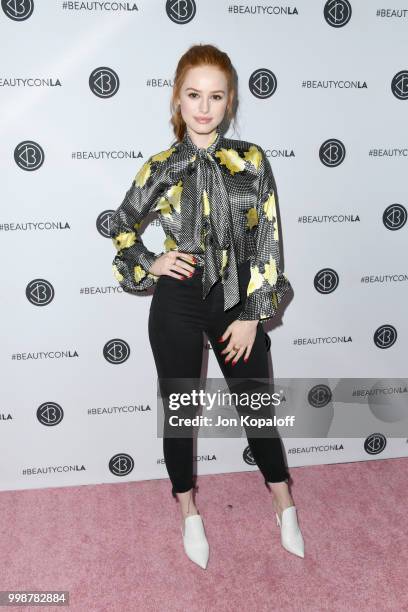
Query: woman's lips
195 117 212 123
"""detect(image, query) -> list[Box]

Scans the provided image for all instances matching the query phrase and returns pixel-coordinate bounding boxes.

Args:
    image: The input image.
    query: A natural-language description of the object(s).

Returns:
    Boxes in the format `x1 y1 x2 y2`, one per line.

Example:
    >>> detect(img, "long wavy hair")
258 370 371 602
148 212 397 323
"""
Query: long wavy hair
169 44 239 144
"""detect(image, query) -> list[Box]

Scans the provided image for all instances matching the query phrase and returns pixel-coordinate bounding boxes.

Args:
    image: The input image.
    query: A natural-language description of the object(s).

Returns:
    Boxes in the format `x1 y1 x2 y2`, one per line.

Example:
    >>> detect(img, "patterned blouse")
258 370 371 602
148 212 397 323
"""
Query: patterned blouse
109 127 291 323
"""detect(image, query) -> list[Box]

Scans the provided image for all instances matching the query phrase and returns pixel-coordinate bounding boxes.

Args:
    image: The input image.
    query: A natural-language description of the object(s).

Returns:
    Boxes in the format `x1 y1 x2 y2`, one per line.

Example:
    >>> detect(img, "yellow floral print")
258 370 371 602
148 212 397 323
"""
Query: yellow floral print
166 181 182 214
273 216 279 241
151 147 176 163
215 148 246 175
244 145 262 170
154 197 173 218
112 264 123 282
202 190 210 216
246 207 258 230
247 265 264 295
113 231 136 251
135 160 152 188
135 147 176 188
263 191 280 241
134 265 146 283
164 235 177 251
263 191 276 222
220 249 228 275
263 255 278 286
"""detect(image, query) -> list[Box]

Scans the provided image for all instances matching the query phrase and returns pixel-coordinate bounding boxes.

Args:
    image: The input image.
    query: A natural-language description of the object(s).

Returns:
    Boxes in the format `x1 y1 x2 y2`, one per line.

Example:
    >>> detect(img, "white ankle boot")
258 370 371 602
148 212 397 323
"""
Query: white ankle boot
181 514 209 569
276 505 305 558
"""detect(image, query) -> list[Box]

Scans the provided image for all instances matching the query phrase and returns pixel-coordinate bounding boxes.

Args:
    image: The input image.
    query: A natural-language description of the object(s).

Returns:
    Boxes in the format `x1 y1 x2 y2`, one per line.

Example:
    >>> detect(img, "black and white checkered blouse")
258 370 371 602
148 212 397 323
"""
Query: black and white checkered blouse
109 127 291 323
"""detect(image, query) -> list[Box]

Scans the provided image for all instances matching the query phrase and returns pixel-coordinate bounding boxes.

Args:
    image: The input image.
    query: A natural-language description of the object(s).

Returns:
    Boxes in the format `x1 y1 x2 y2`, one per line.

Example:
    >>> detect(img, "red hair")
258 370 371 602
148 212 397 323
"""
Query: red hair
169 43 238 143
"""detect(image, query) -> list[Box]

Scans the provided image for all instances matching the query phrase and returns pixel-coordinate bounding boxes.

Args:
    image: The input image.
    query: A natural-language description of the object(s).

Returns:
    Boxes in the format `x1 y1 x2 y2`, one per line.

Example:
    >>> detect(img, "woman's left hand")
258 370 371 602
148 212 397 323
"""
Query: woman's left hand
218 319 259 365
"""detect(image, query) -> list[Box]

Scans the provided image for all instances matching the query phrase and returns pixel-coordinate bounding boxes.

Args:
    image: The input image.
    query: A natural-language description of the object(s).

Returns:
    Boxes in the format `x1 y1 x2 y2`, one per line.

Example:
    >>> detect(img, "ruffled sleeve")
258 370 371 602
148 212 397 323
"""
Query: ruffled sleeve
237 147 291 323
109 156 166 292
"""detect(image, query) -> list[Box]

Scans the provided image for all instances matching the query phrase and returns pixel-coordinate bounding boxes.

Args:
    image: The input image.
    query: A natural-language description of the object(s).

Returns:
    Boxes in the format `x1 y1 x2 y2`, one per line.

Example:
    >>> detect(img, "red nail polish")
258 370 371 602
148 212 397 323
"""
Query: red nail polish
218 336 224 342
244 358 248 363
232 360 237 366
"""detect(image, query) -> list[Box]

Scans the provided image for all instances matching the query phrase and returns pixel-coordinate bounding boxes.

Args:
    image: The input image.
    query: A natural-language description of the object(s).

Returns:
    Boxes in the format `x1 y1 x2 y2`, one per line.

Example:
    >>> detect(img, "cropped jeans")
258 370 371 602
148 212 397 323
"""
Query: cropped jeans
148 259 290 498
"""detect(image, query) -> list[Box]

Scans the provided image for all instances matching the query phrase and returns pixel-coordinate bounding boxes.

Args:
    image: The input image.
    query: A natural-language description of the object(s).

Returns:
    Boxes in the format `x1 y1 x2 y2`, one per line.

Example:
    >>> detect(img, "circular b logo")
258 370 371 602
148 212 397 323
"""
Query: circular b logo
383 204 407 231
243 446 256 466
97 210 116 238
314 268 339 294
14 141 44 171
324 0 352 27
109 453 135 476
364 433 386 455
104 339 131 364
166 0 196 24
249 69 277 99
37 402 64 426
89 67 120 98
391 70 408 100
2 0 34 20
26 279 55 306
319 139 346 167
308 384 332 408
373 325 397 349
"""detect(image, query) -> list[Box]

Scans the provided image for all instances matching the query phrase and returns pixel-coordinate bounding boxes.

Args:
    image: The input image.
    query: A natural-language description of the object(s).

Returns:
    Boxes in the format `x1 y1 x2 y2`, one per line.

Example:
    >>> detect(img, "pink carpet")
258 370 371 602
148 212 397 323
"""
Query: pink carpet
1 457 407 612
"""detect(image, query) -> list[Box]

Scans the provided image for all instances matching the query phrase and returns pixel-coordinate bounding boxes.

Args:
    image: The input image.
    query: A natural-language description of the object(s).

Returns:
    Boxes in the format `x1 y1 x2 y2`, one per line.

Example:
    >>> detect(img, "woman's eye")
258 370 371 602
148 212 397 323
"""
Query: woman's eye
188 93 223 100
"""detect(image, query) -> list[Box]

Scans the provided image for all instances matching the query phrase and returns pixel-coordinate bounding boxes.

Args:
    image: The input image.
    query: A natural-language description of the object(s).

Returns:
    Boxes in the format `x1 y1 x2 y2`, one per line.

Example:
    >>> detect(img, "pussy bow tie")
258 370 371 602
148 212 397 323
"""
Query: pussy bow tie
178 129 241 311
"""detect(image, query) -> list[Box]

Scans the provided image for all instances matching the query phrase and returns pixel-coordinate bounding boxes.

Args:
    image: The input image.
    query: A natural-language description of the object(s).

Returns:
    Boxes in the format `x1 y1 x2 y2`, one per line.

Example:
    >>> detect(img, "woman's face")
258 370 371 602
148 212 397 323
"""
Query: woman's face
176 65 229 138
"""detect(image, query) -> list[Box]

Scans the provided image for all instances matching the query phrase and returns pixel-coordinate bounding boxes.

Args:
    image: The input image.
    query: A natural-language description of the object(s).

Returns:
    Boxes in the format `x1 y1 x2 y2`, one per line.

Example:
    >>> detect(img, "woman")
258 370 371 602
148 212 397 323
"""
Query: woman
109 44 304 569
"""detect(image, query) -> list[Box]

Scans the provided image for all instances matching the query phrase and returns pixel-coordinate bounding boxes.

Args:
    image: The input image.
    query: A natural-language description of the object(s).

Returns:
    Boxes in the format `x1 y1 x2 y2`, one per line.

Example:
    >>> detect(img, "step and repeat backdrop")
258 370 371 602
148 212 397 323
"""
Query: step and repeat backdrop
1 1 407 493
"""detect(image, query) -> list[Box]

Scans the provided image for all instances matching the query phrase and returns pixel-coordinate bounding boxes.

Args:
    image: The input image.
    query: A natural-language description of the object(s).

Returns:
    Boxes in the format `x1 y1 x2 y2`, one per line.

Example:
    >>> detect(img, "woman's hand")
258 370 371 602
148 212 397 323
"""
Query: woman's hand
149 251 196 279
218 319 259 365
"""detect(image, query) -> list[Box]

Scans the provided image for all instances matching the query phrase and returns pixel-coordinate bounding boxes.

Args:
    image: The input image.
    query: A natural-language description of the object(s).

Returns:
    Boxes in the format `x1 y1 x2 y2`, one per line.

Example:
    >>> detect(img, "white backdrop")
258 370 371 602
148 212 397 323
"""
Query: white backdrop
1 0 407 492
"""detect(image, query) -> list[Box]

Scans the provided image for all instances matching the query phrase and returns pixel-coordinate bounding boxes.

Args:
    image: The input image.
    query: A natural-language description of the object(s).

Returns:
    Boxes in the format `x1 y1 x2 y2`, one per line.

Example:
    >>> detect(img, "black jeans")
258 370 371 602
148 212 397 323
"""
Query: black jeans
148 259 290 498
